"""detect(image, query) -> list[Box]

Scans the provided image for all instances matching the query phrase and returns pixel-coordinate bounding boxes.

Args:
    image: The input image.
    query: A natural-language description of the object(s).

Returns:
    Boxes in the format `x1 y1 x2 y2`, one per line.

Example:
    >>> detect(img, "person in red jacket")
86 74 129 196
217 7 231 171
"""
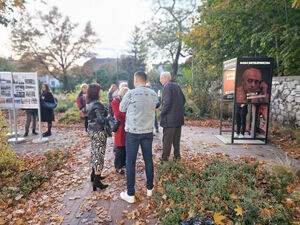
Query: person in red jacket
111 87 129 174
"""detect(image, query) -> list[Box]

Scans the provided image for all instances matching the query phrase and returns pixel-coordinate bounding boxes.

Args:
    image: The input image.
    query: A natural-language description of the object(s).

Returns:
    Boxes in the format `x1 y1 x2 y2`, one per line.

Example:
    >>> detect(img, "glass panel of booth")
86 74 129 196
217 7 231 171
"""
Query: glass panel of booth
219 58 273 144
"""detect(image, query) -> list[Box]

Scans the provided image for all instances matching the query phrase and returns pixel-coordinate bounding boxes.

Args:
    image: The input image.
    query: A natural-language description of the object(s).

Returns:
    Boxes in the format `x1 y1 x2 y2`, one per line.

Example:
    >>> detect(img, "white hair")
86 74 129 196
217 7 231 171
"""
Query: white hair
160 71 171 79
118 87 129 98
119 82 128 89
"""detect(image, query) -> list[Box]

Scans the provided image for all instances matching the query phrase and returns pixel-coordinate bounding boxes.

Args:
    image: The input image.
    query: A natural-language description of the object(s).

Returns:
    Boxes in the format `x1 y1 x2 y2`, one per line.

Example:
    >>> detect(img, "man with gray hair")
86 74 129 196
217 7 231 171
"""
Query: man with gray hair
160 72 185 162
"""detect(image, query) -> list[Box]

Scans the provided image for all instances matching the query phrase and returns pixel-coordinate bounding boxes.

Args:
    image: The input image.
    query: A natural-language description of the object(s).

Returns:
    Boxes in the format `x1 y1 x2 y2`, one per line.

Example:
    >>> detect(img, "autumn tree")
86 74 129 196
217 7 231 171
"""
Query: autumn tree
121 26 148 88
146 0 196 80
11 6 99 91
184 0 300 76
0 0 25 26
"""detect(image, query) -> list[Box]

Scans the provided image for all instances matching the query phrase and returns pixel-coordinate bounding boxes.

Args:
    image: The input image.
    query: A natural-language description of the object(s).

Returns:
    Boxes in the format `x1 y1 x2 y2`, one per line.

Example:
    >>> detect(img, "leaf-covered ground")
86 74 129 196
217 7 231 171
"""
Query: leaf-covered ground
0 113 299 224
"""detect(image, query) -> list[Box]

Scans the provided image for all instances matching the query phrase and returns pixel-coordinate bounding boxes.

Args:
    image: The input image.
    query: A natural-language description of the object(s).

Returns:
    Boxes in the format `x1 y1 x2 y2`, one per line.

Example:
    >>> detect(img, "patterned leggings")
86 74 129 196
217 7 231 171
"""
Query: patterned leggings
88 130 107 173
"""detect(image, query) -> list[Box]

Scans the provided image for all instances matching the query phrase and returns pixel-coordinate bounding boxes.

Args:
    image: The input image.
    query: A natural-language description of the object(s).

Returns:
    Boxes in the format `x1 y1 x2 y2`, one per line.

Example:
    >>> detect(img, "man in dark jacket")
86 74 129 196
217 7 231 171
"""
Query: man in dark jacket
160 72 185 161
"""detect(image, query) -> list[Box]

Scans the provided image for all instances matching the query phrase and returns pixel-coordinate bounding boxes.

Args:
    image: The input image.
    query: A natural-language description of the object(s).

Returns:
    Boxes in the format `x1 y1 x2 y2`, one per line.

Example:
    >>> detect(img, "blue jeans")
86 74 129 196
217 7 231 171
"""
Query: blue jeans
154 113 159 131
126 132 154 196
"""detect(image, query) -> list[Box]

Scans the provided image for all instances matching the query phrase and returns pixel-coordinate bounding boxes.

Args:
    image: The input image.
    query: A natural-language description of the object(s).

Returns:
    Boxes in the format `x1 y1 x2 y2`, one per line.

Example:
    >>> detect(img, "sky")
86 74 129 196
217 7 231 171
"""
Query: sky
0 0 154 64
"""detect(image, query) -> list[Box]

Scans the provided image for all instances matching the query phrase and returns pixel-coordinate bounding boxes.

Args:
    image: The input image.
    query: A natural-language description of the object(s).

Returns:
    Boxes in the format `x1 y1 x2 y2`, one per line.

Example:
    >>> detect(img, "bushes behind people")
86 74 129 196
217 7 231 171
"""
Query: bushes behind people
55 89 109 124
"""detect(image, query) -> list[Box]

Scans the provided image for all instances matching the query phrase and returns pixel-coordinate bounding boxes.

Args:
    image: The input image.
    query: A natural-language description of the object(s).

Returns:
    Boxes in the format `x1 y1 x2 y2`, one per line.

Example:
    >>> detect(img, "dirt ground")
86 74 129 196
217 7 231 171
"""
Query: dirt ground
7 112 299 225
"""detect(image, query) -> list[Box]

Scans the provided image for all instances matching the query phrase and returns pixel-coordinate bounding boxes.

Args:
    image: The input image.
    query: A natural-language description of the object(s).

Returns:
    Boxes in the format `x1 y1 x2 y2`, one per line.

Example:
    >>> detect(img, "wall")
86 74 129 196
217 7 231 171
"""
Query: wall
270 76 300 126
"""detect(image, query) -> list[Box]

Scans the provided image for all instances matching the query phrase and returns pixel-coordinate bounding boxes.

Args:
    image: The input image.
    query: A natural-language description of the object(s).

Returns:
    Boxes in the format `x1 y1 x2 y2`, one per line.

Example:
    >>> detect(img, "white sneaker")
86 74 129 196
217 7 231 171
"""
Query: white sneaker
238 134 244 138
234 133 239 138
147 188 153 197
120 191 135 203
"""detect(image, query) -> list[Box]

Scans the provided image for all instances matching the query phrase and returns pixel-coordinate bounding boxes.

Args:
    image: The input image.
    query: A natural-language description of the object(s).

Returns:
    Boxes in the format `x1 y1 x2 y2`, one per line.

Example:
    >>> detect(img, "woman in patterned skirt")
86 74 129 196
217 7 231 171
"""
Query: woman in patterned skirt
86 83 108 191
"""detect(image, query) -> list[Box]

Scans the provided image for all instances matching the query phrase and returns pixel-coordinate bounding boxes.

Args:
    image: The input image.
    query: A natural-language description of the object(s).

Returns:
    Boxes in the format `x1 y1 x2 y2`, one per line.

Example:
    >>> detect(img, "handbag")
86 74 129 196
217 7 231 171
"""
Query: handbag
42 98 58 109
104 116 120 137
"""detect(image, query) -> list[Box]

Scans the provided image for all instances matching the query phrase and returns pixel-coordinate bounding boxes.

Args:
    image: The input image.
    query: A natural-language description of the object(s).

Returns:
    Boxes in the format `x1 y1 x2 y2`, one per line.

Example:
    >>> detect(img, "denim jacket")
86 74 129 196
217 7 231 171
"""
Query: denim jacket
120 84 157 134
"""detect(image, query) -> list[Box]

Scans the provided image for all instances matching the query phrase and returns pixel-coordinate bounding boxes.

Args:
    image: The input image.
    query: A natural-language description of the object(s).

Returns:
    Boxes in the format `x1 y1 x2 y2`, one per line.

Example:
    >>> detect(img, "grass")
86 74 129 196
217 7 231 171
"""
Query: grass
154 158 299 225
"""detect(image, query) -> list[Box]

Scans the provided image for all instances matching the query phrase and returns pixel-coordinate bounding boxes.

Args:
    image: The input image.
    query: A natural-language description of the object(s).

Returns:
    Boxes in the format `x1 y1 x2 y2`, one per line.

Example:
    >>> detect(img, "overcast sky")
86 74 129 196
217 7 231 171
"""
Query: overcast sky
0 0 154 63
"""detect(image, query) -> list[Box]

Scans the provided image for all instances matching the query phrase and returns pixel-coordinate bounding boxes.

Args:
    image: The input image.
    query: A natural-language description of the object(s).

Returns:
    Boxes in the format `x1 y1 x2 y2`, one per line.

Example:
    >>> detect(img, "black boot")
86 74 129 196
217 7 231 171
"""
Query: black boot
93 175 108 191
32 130 38 135
24 131 28 137
91 168 105 182
42 131 52 137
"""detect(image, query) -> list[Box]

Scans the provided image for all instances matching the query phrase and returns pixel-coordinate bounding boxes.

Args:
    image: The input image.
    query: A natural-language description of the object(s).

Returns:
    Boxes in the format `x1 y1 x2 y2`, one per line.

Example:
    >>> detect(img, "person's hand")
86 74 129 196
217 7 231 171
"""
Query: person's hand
260 81 268 95
41 96 45 100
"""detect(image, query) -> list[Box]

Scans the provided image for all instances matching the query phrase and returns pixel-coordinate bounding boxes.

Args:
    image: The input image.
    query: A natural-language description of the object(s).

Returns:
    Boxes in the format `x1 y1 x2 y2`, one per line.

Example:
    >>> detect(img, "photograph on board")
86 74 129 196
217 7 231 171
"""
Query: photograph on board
235 67 272 104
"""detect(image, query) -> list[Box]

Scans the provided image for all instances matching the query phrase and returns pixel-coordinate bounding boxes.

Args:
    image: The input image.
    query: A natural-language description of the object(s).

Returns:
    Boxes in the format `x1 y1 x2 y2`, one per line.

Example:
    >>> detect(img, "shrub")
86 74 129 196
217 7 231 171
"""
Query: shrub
155 159 298 225
0 110 24 177
58 109 82 124
55 91 78 113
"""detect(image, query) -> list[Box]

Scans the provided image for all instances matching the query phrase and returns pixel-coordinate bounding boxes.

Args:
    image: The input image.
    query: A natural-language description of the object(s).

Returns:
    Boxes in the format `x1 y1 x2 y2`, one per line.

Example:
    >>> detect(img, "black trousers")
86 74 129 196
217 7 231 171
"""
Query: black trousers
114 146 126 170
84 117 88 132
236 106 248 135
162 127 182 161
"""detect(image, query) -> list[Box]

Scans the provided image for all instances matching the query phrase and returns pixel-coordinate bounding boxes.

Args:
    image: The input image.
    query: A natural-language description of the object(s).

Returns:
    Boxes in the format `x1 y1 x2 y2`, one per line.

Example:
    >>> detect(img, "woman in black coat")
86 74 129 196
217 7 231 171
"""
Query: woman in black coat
40 84 55 137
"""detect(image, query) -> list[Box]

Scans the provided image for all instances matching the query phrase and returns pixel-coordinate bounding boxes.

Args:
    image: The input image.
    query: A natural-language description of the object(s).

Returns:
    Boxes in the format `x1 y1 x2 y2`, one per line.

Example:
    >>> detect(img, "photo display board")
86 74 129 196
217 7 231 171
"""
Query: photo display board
222 58 237 100
0 72 39 109
235 58 273 104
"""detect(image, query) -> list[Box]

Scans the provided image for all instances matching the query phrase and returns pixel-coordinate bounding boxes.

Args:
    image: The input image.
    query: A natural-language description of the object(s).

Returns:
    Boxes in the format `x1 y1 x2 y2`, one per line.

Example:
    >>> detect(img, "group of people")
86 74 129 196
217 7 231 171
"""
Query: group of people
24 71 185 203
24 83 56 137
79 71 185 203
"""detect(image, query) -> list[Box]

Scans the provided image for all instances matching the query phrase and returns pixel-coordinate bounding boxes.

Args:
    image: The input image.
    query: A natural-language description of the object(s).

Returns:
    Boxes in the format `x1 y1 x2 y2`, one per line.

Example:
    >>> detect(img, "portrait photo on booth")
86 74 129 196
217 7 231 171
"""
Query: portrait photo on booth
235 67 272 104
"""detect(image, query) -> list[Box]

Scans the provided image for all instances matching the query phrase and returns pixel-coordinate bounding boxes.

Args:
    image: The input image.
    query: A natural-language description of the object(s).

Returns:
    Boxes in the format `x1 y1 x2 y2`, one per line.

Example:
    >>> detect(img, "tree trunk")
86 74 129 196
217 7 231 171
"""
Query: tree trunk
275 35 280 76
62 74 70 91
171 40 182 80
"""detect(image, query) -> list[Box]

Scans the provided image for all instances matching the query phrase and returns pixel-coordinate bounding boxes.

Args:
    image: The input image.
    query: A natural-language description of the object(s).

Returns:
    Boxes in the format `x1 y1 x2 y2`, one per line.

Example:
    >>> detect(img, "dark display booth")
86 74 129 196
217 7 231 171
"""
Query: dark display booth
217 57 274 144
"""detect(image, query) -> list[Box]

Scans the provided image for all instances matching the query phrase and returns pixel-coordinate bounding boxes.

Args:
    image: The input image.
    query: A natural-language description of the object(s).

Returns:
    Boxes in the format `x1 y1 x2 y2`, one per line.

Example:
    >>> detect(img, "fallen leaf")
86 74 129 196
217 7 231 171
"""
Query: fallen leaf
69 196 81 200
234 205 243 216
230 193 237 200
0 218 6 225
213 213 226 225
15 194 23 201
188 209 194 218
16 219 23 225
56 216 64 224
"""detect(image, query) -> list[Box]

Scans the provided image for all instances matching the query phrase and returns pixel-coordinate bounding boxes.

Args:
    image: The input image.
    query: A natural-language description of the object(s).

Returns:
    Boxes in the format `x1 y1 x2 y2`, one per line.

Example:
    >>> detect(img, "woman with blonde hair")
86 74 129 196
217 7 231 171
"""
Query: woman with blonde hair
111 87 129 174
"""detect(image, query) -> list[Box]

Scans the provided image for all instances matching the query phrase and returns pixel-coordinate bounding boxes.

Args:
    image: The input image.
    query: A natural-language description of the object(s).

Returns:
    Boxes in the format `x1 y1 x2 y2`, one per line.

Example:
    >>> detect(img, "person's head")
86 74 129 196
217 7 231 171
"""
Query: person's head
80 83 88 94
109 84 117 93
119 82 128 89
42 83 51 94
86 83 101 104
242 68 262 93
146 82 152 89
118 87 129 99
134 71 147 88
160 72 171 86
